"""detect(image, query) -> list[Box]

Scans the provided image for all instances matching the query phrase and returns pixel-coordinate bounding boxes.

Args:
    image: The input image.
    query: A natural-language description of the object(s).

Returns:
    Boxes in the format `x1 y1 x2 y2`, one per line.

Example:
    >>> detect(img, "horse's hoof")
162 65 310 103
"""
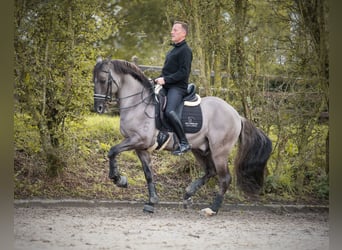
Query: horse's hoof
183 197 192 209
200 207 217 217
150 196 159 204
114 176 128 188
143 203 154 213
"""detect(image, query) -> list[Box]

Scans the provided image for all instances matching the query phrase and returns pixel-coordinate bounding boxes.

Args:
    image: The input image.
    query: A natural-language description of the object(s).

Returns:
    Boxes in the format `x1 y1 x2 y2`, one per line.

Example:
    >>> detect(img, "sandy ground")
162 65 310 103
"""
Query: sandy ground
14 203 328 250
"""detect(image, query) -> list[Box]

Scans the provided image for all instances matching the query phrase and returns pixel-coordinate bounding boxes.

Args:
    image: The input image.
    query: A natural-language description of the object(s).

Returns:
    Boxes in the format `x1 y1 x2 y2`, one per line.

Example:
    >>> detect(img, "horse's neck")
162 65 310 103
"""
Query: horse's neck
118 75 152 114
118 76 156 141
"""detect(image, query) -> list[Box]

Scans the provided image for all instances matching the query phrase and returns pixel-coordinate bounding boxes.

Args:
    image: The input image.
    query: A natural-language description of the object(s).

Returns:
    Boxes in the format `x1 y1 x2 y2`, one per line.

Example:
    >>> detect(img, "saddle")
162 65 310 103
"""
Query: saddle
155 83 203 133
150 83 203 152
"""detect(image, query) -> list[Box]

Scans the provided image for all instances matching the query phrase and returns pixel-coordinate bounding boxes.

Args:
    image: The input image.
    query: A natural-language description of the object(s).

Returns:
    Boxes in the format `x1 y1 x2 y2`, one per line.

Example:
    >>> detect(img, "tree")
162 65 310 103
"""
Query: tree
102 0 169 65
231 0 252 118
14 0 116 176
294 0 329 173
261 0 329 195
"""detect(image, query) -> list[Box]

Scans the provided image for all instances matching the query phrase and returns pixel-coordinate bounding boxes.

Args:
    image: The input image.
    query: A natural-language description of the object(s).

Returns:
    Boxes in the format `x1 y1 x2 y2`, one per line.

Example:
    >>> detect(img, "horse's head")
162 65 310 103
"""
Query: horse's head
93 57 119 113
93 57 155 114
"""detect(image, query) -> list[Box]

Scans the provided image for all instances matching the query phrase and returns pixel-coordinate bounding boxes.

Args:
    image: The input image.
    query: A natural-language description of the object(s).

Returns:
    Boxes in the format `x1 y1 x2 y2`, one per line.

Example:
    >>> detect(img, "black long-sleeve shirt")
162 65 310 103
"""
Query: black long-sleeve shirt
161 40 192 91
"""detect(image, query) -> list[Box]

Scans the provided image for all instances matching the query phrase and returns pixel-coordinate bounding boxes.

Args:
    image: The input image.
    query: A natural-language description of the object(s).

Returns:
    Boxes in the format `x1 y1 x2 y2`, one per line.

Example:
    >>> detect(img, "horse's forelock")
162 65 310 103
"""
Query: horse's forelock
93 60 107 75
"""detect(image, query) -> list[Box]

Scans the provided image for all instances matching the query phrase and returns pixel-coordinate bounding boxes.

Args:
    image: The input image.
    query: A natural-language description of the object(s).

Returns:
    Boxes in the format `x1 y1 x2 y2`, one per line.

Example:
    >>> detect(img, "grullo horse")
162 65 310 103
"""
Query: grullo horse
93 58 272 215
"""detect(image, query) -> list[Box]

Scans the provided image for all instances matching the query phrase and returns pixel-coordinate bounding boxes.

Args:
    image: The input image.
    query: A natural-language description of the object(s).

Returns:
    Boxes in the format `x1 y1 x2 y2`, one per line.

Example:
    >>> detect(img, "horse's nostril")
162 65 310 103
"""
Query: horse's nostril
96 105 103 113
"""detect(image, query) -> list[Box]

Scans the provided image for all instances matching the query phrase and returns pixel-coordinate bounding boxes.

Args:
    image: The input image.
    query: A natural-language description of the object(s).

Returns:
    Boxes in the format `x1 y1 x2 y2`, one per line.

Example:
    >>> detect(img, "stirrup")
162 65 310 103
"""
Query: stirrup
172 143 191 155
156 131 170 150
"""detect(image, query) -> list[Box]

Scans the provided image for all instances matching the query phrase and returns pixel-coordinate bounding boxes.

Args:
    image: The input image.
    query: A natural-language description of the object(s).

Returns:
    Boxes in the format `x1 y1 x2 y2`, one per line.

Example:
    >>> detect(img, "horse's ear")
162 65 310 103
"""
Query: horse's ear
96 56 103 64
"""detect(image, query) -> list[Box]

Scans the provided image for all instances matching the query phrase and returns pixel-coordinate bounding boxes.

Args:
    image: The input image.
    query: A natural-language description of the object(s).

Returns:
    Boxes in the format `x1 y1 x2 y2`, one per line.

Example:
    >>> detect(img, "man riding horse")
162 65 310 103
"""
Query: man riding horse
154 21 192 155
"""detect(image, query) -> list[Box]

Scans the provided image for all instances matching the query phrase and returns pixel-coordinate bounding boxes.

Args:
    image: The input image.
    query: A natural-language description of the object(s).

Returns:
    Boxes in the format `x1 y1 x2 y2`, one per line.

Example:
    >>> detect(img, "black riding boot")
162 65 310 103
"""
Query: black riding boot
167 111 191 155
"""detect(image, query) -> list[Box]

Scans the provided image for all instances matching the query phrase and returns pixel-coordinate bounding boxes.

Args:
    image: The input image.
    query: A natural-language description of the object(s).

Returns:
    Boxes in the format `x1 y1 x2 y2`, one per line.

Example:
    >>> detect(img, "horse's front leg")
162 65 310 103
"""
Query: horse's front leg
136 150 159 213
107 138 136 188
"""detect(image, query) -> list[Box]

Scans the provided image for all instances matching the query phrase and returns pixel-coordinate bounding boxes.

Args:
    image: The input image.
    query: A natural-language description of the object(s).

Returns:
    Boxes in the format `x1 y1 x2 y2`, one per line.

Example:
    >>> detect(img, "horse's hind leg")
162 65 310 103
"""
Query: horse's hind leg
136 150 159 213
204 151 232 215
210 167 231 213
183 149 216 208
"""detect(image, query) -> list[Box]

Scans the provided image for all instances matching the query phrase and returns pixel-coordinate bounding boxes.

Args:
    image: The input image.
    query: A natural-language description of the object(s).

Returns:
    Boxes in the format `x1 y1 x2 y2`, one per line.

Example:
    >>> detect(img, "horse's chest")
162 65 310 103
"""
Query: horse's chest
120 117 153 136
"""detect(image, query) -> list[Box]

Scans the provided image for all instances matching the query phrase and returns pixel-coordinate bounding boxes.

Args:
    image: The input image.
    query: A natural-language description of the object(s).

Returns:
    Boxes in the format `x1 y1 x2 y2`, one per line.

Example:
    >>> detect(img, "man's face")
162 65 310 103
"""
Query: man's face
171 23 186 44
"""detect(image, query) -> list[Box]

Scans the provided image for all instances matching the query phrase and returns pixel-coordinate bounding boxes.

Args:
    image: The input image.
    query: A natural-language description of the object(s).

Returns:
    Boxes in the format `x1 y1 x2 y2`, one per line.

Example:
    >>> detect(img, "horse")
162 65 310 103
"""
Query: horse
93 58 272 215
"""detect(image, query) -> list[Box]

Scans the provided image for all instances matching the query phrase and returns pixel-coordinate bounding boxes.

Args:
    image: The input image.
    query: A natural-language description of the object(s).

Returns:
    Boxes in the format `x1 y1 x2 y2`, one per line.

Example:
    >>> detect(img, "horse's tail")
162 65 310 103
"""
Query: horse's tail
234 117 272 195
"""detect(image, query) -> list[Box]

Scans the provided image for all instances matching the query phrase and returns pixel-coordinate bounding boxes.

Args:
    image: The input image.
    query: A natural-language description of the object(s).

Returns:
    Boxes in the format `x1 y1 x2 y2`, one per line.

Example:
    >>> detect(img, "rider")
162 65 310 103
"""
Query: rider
155 21 192 155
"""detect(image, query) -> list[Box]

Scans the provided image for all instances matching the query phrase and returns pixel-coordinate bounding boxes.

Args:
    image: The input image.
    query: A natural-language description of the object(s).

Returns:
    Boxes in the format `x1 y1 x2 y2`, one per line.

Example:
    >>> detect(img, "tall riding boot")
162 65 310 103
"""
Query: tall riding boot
167 111 191 155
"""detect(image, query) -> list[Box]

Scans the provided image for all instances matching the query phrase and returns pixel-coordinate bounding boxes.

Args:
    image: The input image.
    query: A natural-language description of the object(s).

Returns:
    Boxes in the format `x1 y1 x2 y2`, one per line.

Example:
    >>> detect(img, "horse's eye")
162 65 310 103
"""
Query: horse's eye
99 78 106 84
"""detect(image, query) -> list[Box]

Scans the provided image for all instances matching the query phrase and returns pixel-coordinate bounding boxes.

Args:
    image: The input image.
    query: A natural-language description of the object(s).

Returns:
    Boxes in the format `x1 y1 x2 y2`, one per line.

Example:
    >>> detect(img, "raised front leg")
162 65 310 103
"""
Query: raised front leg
107 137 139 188
108 157 127 188
136 150 159 213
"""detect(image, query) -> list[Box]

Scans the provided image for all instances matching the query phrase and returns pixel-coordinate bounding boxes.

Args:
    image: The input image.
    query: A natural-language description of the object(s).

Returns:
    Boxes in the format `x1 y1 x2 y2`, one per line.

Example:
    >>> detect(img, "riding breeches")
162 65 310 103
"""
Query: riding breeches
164 87 186 117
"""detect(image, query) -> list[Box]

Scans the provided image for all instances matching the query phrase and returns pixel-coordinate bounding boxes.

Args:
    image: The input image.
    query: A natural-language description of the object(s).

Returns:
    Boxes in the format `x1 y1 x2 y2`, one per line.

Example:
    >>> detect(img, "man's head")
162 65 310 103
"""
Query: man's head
171 21 188 44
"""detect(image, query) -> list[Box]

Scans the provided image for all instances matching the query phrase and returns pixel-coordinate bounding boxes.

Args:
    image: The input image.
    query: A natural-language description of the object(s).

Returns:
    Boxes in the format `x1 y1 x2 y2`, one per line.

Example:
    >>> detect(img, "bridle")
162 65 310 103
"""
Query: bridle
93 68 118 102
93 67 155 112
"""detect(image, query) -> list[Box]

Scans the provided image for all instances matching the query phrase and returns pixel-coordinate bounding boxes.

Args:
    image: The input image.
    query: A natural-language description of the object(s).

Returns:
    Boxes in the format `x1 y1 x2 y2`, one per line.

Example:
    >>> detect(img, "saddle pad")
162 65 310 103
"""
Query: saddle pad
155 104 202 134
181 105 203 133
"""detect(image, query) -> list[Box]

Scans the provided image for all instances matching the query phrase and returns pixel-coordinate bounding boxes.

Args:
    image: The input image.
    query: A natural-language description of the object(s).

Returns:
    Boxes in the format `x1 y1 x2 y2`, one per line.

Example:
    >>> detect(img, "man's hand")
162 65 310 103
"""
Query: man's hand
155 77 165 85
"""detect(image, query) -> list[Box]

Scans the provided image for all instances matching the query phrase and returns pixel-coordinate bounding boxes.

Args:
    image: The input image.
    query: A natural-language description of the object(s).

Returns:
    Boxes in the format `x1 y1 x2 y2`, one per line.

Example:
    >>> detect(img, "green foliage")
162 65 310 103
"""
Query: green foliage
105 0 169 65
313 175 329 200
14 113 41 154
264 124 328 201
14 0 118 175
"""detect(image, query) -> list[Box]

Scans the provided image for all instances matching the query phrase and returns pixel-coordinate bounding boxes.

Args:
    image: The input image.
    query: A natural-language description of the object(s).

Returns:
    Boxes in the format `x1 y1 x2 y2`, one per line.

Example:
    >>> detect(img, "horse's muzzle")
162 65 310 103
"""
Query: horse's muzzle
94 94 112 114
94 99 106 114
95 103 105 114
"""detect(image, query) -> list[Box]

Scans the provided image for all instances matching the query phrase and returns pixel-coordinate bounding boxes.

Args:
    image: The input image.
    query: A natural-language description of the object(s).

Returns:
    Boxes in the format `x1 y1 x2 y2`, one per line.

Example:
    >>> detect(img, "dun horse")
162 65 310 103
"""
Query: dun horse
93 58 272 215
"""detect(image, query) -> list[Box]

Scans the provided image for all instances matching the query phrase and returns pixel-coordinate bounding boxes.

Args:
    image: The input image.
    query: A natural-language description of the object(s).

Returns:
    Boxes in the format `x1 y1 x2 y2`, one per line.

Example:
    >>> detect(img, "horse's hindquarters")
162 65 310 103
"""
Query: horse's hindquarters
188 96 241 151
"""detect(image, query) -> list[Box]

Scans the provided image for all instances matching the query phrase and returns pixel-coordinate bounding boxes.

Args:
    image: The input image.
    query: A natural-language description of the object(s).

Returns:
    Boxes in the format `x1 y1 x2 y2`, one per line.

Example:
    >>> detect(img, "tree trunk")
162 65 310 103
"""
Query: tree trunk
296 0 329 174
191 0 210 95
234 0 251 119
